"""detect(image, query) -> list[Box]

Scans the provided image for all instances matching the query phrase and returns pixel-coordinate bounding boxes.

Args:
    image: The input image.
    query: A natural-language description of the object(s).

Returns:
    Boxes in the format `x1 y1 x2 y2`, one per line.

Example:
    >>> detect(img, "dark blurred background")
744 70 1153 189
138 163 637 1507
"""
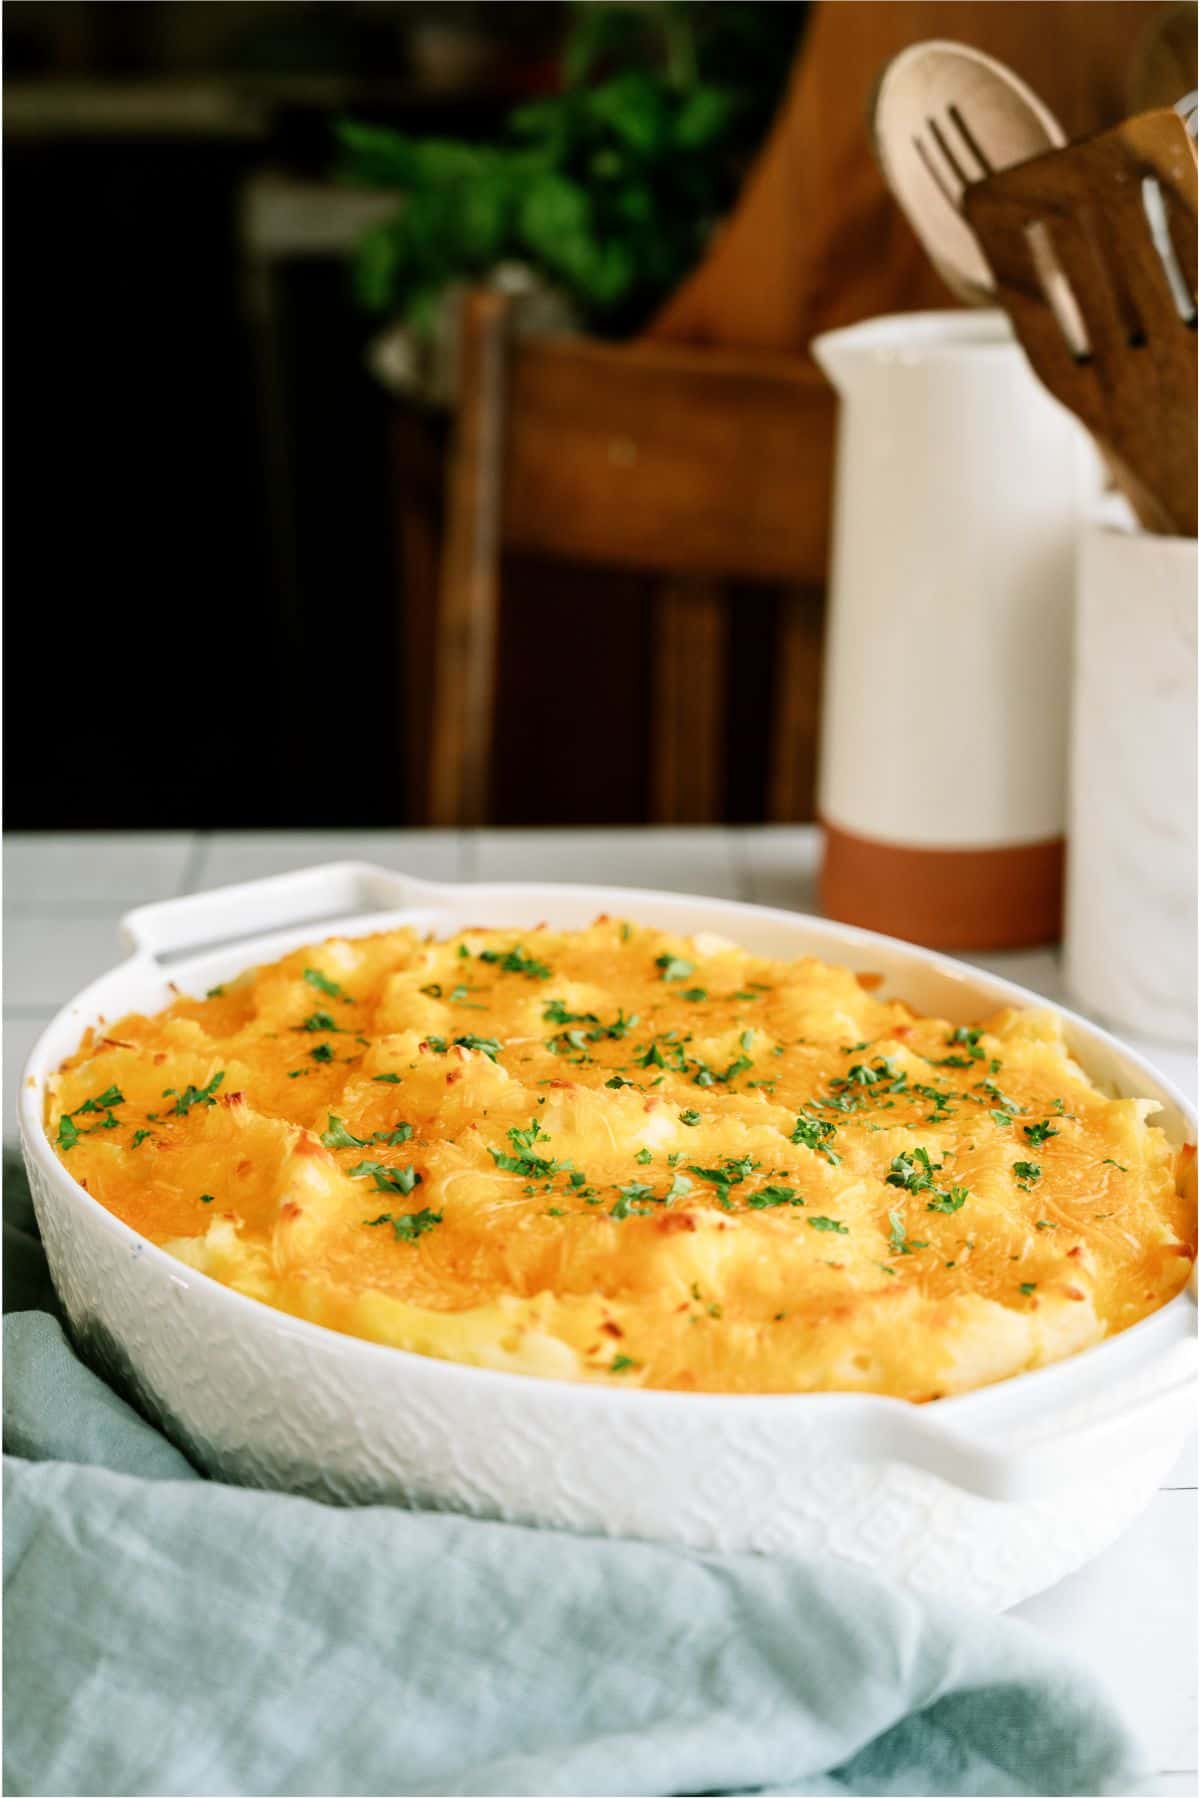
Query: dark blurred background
6 3 564 829
7 1 1179 832
4 1 805 830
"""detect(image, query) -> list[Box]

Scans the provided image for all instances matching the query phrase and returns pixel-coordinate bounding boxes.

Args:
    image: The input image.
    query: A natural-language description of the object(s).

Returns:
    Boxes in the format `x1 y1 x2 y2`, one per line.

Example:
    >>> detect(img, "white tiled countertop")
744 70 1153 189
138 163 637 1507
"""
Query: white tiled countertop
5 827 1196 1795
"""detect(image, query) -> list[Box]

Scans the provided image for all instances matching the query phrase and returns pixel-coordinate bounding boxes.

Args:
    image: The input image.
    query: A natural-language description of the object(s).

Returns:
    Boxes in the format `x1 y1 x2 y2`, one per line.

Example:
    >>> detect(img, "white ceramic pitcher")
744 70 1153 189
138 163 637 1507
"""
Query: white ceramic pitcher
811 310 1095 949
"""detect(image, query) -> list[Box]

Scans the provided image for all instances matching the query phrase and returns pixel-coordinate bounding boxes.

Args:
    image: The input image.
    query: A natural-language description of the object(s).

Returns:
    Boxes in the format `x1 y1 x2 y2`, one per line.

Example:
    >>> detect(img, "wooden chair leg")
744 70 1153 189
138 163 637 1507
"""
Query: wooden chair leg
399 490 439 823
428 288 512 828
651 577 726 823
391 406 445 823
767 582 825 823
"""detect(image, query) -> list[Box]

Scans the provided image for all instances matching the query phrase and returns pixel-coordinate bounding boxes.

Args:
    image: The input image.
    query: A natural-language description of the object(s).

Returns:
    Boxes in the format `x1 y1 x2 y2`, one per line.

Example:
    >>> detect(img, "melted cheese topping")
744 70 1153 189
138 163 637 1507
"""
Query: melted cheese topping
46 919 1195 1399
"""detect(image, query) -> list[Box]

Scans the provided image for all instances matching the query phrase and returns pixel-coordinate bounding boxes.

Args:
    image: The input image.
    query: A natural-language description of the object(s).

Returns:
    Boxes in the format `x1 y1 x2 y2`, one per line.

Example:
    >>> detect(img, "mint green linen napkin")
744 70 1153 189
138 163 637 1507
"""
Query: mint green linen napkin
3 1159 1143 1798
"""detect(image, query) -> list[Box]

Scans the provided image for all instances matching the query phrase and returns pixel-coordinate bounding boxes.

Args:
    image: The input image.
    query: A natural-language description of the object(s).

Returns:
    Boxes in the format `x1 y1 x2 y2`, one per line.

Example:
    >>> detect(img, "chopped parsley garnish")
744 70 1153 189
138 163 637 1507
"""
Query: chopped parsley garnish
348 1160 422 1195
635 1147 652 1165
449 985 485 1007
371 1126 413 1148
610 1353 637 1373
1023 1121 1059 1146
990 1109 1014 1126
886 1210 928 1255
479 945 552 980
589 1010 637 1041
888 1147 969 1215
605 1075 634 1090
679 988 708 1002
886 1147 943 1192
321 1115 369 1150
665 1172 693 1200
791 1112 840 1163
746 1185 802 1209
490 1118 559 1178
297 1012 340 1034
611 1183 656 1219
310 1043 335 1064
679 1109 702 1127
453 1034 502 1061
835 1058 907 1093
71 1085 125 1116
808 1216 849 1235
304 967 354 1002
655 953 695 982
977 1078 1024 1114
199 1194 215 1205
365 1208 442 1242
206 985 226 999
1019 1281 1038 1297
926 1186 969 1213
1101 1158 1128 1172
1013 1161 1042 1189
131 1129 152 1149
165 1072 225 1116
543 999 599 1026
686 1155 758 1202
636 1041 666 1070
55 1089 123 1137
420 982 443 997
372 1072 402 1084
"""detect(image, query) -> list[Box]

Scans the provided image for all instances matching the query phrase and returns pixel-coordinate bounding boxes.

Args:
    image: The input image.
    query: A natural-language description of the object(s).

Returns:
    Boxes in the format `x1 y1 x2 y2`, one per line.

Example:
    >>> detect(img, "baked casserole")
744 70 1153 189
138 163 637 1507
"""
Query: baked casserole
46 919 1195 1399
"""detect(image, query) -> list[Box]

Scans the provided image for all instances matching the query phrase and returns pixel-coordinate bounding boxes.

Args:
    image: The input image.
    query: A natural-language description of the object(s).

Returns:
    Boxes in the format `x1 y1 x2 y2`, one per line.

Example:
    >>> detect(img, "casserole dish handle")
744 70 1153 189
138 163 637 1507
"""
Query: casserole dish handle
121 863 439 962
876 1330 1197 1500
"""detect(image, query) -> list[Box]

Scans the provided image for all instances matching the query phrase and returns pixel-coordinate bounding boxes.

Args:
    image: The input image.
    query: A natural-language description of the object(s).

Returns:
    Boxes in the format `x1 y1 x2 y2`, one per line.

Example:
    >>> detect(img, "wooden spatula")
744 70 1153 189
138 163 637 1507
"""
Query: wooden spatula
964 108 1197 537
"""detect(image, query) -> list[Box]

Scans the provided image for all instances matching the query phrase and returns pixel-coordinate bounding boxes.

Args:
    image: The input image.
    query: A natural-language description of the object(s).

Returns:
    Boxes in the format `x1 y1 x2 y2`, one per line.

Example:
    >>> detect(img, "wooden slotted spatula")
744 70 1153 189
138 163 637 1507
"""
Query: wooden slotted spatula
964 107 1198 537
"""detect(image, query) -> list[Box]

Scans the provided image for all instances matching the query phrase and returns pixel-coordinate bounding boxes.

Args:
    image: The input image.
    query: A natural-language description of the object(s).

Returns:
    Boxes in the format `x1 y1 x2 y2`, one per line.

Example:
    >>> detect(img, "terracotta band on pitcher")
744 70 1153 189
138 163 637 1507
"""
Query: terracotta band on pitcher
820 819 1064 951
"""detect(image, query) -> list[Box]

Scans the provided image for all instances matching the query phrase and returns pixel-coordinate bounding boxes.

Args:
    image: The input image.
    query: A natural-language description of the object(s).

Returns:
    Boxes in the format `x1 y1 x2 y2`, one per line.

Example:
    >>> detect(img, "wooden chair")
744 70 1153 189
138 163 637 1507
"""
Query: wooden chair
398 287 835 827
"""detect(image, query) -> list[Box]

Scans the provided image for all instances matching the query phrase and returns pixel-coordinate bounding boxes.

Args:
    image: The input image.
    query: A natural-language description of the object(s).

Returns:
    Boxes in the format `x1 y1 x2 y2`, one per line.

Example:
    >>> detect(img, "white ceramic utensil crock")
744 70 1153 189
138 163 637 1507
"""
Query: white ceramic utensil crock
1065 501 1198 1045
18 864 1197 1611
812 311 1095 950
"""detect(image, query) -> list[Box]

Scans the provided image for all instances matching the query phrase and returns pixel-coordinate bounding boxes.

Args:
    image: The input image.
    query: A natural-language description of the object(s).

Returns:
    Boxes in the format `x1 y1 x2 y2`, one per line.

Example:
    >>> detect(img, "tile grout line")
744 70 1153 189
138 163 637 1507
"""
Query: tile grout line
458 830 480 882
5 902 174 919
726 827 757 906
178 832 211 896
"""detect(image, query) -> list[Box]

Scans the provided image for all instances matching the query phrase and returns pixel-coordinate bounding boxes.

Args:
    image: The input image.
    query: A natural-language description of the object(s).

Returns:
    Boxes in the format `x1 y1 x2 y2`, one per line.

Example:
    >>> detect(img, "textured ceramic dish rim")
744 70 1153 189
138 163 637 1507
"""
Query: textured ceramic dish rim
18 861 1198 1507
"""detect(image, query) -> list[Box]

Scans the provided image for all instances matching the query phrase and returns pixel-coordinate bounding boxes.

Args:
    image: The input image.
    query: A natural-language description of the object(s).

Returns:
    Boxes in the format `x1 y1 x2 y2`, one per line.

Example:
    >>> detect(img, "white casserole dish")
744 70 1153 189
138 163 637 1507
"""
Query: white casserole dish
18 863 1198 1610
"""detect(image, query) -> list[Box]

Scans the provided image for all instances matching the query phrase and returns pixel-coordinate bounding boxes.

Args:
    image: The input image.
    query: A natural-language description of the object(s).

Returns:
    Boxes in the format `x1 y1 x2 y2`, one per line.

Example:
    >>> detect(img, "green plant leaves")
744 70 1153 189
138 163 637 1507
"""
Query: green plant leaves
334 3 799 338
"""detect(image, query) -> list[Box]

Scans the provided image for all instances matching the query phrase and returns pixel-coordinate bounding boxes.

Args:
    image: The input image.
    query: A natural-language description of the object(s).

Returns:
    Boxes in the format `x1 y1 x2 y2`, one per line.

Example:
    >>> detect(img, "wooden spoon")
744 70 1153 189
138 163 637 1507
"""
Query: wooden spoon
964 108 1198 537
872 39 1066 306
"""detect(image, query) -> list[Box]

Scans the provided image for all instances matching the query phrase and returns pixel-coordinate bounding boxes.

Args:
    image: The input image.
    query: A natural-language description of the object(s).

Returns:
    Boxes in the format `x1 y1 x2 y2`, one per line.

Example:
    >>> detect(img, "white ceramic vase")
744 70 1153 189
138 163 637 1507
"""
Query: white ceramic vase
811 310 1095 949
1064 503 1198 1045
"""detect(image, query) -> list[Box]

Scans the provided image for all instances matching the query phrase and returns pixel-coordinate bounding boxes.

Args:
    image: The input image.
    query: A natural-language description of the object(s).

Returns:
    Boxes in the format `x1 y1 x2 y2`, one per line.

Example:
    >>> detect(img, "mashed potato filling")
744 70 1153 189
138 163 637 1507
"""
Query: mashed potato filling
46 918 1195 1398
